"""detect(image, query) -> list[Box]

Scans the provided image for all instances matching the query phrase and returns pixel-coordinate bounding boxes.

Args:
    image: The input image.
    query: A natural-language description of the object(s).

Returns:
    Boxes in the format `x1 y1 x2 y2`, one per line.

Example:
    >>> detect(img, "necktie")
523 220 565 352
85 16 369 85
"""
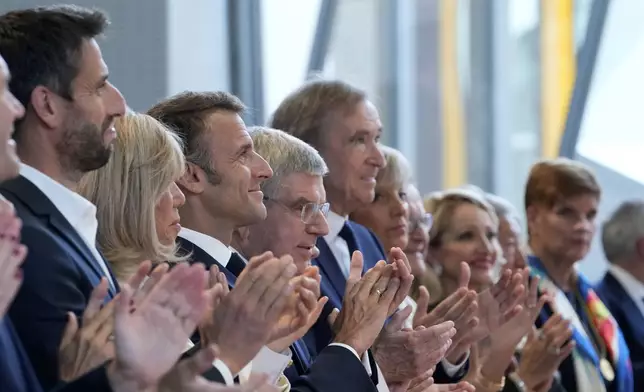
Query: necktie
227 252 246 278
338 222 359 258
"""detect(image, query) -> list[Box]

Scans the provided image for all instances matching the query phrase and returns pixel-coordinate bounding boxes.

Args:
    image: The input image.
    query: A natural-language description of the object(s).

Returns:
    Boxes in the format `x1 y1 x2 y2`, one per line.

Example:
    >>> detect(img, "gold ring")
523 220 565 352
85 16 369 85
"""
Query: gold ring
375 289 382 296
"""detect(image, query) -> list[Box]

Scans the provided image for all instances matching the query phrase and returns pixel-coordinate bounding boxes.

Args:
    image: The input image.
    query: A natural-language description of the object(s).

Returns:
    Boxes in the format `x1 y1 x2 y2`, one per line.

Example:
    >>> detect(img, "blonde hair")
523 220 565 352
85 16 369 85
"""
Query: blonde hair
78 112 186 282
424 188 498 248
377 146 413 190
424 188 505 285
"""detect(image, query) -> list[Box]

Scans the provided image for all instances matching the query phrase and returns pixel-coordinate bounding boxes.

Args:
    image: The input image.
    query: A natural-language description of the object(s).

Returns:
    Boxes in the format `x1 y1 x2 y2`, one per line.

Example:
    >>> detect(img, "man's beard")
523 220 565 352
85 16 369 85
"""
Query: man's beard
56 120 112 176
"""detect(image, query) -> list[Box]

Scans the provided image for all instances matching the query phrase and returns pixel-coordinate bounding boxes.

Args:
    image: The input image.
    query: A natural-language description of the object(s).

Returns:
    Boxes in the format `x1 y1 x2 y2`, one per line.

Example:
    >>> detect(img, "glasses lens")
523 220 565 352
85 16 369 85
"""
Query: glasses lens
302 203 331 223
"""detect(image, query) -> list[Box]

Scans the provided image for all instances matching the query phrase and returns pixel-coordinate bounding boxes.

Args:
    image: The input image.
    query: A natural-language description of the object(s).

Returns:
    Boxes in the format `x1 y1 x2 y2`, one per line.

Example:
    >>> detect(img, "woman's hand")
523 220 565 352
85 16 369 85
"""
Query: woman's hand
516 313 575 391
58 278 115 381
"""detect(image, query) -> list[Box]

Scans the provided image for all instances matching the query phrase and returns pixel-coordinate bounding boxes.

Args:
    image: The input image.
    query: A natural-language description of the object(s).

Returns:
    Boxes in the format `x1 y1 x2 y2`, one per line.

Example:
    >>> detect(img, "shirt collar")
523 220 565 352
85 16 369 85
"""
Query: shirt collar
324 210 347 243
608 264 644 300
19 163 97 231
179 227 233 266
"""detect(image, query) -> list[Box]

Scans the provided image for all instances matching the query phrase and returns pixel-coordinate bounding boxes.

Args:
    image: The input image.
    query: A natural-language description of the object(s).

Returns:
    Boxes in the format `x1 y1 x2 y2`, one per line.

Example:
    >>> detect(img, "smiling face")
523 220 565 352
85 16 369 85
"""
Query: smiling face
54 39 126 174
245 172 329 273
431 202 499 288
320 100 386 216
200 110 274 228
0 56 25 181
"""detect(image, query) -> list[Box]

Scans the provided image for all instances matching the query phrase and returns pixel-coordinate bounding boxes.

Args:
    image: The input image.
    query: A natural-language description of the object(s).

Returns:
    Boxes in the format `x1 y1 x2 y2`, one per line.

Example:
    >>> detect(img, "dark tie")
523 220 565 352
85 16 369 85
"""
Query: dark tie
338 222 359 258
227 252 246 278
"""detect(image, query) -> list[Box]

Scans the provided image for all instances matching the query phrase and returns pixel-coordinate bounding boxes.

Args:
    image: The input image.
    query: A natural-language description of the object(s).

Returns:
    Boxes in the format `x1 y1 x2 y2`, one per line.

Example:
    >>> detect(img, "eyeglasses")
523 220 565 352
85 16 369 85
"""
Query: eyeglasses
263 196 330 224
409 213 433 232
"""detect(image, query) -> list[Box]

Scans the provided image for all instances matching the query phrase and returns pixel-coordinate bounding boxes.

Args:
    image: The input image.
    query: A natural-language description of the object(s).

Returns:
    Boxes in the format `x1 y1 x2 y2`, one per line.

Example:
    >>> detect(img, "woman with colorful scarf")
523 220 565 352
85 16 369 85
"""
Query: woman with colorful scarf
525 158 633 392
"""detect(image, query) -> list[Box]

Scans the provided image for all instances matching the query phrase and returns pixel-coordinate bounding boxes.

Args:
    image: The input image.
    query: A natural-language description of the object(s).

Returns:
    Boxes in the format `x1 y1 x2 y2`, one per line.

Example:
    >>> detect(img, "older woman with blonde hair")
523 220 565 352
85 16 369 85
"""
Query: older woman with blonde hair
78 112 187 283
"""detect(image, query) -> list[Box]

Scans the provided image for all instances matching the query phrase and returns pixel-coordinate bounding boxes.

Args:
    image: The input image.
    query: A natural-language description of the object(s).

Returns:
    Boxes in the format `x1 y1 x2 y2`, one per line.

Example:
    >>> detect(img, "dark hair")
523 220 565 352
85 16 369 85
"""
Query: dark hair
147 91 245 184
0 5 109 140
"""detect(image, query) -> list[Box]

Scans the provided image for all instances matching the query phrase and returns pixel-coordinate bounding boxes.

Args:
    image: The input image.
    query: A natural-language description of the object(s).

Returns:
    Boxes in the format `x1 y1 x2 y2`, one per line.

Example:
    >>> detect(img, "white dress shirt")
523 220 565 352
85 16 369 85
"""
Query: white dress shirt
324 211 467 381
19 164 115 291
608 264 644 317
179 228 291 385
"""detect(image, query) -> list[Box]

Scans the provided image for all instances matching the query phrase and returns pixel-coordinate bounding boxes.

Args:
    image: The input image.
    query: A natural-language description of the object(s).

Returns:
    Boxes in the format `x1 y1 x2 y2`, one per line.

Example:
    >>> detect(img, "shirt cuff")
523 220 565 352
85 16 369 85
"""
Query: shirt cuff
328 343 372 376
250 346 292 385
441 350 470 377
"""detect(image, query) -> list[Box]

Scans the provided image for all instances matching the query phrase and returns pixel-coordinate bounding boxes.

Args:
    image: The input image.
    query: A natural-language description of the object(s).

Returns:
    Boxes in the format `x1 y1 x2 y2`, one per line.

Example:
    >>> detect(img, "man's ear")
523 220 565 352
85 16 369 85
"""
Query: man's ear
177 162 207 194
30 86 65 129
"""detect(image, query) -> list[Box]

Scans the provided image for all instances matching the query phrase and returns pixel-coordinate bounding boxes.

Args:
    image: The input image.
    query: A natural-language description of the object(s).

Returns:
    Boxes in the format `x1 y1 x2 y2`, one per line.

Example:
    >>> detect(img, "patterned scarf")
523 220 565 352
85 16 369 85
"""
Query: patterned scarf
528 256 633 392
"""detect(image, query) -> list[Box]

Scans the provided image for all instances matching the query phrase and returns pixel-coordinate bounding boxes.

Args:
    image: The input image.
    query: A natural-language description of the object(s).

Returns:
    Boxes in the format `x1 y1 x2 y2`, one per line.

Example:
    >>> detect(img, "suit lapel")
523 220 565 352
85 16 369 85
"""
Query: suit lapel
177 236 237 287
314 237 346 300
348 221 375 274
606 273 644 335
1 176 114 296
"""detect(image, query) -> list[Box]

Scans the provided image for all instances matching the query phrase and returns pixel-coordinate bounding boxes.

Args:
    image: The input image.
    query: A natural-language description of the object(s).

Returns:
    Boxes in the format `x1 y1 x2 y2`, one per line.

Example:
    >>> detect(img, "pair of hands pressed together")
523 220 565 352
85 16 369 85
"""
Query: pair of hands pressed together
56 258 282 392
198 251 326 375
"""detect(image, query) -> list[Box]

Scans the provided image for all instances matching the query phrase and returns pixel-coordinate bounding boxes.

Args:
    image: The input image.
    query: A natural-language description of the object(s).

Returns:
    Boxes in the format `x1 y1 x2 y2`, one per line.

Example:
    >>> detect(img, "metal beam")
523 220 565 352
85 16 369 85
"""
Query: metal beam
307 0 338 77
227 0 265 124
559 0 610 157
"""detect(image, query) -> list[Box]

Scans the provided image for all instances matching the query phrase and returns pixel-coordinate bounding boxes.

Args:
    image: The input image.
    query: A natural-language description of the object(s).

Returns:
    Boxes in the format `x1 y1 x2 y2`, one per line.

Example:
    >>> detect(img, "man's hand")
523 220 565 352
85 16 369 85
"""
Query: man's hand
268 267 327 352
373 307 455 383
107 263 208 391
332 252 401 356
58 278 115 381
159 345 279 392
202 252 296 374
199 266 230 343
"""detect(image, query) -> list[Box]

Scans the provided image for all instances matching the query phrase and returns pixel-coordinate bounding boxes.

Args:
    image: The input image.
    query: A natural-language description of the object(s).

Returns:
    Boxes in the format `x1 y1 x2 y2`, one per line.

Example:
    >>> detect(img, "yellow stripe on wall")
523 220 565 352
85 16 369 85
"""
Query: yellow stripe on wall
439 0 466 188
541 0 576 158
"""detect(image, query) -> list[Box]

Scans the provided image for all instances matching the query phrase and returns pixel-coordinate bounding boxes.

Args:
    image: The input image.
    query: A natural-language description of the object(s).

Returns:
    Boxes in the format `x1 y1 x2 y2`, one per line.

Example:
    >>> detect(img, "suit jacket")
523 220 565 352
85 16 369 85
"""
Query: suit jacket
1 176 119 390
307 220 469 384
178 235 378 391
0 317 113 392
596 272 644 391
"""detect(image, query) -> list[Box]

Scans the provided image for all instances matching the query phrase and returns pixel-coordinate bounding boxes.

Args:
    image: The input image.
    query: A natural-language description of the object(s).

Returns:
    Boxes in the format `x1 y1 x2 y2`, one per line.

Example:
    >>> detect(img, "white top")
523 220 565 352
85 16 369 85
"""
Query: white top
19 164 115 291
323 211 353 278
608 264 644 318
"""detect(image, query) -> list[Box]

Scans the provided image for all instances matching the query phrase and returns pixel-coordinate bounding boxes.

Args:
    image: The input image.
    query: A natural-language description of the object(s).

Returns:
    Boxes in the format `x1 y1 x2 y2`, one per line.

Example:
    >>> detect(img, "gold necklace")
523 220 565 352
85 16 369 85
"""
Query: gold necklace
571 275 615 382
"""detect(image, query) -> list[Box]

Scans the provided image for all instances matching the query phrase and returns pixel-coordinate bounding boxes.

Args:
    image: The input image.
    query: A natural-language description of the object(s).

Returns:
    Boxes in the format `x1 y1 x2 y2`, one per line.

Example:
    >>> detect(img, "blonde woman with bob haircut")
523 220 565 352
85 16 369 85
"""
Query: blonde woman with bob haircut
78 112 187 283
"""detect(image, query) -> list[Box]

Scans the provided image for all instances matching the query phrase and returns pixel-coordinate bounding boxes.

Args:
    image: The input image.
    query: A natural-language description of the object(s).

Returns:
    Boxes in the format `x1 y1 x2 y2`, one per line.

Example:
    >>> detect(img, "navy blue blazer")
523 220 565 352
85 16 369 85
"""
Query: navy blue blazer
0 317 113 392
306 219 468 384
596 271 644 391
178 235 378 391
1 175 119 390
